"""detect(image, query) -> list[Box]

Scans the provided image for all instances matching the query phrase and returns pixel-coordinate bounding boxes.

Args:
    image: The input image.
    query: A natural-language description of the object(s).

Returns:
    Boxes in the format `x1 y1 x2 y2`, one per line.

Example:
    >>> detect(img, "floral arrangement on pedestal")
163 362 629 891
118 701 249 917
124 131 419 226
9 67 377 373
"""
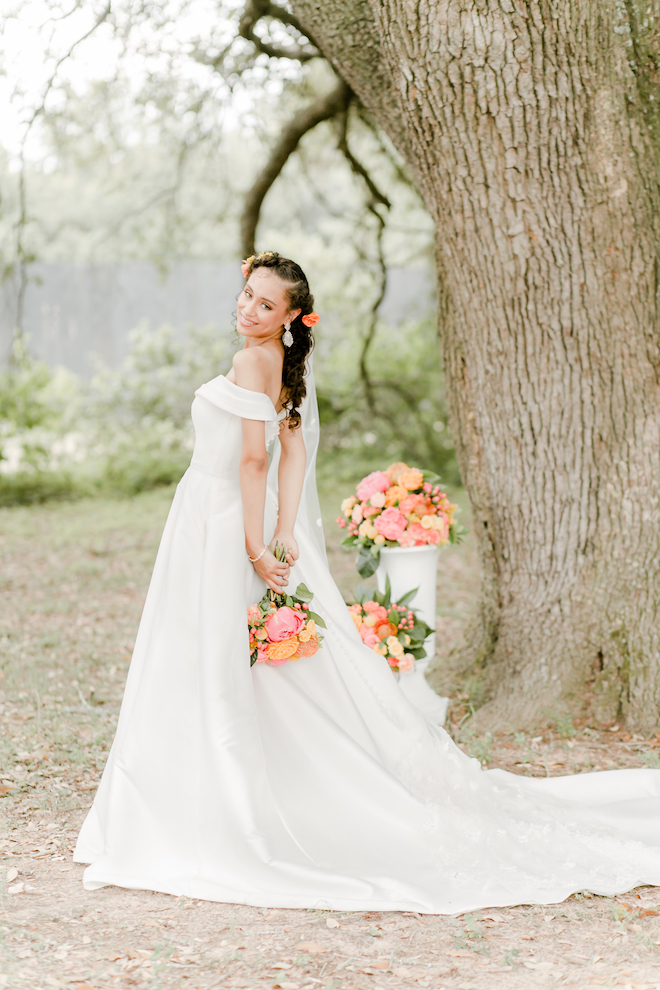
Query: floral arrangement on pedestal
248 546 326 667
336 461 464 578
346 577 433 674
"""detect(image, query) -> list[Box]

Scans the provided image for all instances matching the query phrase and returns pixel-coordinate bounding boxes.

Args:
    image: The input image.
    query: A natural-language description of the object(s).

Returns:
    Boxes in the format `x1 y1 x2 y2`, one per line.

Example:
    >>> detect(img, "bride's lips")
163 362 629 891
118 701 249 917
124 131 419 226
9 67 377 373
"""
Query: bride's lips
238 312 257 327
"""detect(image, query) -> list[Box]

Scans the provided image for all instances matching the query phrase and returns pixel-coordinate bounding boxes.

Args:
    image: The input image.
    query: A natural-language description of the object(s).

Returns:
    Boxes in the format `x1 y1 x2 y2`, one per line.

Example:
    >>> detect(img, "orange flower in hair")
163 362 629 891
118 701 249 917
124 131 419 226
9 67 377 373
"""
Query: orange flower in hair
301 312 320 327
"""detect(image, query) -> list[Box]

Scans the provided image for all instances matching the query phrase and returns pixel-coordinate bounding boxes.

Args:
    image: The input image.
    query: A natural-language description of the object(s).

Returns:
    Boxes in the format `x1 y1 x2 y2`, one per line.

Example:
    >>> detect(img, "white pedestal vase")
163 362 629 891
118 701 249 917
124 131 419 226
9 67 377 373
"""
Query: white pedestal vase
375 545 449 726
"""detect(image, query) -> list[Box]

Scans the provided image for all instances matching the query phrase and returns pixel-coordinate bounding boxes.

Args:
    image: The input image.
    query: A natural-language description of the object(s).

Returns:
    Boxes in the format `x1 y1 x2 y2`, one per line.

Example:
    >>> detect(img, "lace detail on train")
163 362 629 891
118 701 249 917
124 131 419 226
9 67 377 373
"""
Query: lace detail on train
74 371 660 914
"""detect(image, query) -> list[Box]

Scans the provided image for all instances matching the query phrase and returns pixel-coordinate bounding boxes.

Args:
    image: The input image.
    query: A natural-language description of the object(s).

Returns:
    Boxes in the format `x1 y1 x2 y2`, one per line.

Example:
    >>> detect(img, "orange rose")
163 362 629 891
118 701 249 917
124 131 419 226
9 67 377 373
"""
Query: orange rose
298 619 317 642
267 636 299 660
385 462 409 483
399 469 424 490
385 485 408 507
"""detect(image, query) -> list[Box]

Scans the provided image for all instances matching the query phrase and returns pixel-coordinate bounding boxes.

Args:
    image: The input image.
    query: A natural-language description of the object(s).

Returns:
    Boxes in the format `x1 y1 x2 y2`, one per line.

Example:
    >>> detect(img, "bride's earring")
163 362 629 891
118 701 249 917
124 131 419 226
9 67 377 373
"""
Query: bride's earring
282 321 293 347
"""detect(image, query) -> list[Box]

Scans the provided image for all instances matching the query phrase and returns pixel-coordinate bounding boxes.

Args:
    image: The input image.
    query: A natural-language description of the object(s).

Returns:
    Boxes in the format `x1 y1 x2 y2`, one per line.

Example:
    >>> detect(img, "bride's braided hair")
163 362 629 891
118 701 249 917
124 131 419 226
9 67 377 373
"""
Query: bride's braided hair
242 251 315 429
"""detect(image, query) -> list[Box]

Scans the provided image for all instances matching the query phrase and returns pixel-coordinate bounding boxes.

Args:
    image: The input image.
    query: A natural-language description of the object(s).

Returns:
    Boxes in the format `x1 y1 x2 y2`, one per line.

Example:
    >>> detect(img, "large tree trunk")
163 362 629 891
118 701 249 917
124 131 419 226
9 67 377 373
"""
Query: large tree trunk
292 0 660 732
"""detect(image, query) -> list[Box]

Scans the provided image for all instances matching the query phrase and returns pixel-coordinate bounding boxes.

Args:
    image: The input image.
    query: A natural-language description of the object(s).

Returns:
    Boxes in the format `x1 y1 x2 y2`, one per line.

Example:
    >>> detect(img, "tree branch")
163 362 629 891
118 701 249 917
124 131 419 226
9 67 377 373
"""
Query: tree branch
240 77 351 258
238 0 319 63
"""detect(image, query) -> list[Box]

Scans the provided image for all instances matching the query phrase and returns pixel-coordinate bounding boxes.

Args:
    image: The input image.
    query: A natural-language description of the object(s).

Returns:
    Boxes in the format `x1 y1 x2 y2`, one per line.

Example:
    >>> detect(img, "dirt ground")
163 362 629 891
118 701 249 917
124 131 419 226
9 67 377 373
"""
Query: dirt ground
2 487 660 990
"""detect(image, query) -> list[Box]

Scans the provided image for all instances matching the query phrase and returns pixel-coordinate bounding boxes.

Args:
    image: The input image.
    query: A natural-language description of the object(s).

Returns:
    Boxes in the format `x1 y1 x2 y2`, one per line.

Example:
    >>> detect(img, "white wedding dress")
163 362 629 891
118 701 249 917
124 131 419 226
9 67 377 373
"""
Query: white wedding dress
75 371 660 914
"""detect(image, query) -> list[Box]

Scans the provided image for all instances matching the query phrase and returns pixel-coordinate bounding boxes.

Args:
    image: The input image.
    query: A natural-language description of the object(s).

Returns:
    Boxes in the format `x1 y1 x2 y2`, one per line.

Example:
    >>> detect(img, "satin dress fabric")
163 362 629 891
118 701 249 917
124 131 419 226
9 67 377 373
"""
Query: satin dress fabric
74 375 660 914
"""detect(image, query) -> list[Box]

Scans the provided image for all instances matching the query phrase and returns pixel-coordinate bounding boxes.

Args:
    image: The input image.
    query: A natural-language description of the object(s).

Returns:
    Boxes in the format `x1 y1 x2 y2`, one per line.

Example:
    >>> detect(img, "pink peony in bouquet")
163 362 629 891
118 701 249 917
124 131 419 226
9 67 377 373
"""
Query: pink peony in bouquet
247 546 325 667
337 461 465 578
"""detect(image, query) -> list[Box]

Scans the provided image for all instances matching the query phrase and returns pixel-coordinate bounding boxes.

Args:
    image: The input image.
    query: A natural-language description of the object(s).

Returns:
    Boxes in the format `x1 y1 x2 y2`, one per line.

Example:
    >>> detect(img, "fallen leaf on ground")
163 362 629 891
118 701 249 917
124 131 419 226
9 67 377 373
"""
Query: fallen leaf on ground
326 917 340 928
0 786 14 796
297 942 326 953
6 867 18 882
8 882 24 894
372 961 389 969
445 949 472 957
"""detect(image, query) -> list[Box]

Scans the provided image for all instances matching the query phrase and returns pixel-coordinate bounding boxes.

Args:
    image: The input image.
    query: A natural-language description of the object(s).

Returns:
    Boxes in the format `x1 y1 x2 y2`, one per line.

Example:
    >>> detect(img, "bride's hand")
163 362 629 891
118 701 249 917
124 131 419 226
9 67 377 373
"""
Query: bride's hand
253 547 290 594
272 532 299 567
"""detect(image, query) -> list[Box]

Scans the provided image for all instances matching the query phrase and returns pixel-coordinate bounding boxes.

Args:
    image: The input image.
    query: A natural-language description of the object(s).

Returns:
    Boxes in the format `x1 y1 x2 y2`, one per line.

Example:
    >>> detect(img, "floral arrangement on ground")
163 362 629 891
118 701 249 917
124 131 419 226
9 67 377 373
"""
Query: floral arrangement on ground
337 461 466 577
347 576 433 674
248 547 326 667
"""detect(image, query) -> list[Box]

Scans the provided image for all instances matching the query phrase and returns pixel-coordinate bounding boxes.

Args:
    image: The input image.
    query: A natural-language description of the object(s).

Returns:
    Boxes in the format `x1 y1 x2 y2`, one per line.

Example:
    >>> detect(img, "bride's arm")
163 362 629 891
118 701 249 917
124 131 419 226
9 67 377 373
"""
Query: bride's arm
273 420 306 564
235 354 289 594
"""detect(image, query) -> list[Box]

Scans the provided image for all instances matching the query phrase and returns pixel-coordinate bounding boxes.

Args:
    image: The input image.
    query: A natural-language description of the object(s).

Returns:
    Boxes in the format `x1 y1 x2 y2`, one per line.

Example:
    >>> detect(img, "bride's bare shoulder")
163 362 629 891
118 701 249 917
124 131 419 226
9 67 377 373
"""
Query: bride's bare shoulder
232 347 274 391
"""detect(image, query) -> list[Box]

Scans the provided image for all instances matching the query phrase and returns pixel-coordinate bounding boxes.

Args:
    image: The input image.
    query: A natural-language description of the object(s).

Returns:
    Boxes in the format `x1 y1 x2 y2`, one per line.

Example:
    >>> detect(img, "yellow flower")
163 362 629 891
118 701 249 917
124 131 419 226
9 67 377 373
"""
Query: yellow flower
349 609 362 631
374 534 385 545
420 514 434 529
386 636 404 659
364 613 379 627
341 495 358 517
373 643 388 656
359 519 378 540
407 512 420 524
298 619 317 642
255 628 268 640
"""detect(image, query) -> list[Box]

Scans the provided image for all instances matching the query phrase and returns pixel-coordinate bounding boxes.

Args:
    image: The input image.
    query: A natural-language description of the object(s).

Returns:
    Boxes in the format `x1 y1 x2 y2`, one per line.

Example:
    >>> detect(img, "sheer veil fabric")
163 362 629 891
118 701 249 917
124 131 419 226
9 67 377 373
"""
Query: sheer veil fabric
74 366 660 914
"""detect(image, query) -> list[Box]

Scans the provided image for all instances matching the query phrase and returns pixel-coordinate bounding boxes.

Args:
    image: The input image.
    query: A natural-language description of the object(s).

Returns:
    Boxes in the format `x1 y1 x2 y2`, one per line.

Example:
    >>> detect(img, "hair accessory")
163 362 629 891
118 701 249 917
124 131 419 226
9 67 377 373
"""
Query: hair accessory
301 312 320 327
241 251 275 278
248 544 269 564
282 323 293 347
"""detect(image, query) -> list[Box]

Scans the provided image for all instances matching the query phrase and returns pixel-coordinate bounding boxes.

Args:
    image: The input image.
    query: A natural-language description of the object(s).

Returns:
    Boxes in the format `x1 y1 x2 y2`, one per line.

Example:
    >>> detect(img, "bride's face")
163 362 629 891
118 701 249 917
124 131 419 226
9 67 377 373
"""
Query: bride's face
237 269 300 342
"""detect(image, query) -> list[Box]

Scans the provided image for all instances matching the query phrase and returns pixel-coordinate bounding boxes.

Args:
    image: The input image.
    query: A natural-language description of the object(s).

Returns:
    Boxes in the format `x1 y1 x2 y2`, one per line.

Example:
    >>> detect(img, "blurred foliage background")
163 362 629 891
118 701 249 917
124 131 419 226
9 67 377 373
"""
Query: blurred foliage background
0 1 459 507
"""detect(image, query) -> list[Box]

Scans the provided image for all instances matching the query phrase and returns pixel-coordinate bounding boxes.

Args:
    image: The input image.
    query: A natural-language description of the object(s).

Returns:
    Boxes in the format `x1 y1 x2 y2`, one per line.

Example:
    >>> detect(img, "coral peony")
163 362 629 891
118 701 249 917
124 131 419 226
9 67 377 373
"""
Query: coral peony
399 468 425 490
264 606 304 642
373 507 407 542
356 471 391 502
247 605 261 623
360 626 381 649
425 528 441 545
405 522 428 545
351 503 364 525
385 462 409 483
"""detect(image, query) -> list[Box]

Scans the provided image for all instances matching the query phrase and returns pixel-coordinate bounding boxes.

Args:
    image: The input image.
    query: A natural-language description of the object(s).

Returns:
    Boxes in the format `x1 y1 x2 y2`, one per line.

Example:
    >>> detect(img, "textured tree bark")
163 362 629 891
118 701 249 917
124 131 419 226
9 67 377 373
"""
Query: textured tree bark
292 0 660 732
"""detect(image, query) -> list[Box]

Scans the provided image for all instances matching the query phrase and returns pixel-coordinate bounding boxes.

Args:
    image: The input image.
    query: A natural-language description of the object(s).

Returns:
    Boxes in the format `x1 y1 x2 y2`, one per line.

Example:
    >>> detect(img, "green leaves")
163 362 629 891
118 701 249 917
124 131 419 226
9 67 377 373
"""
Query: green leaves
307 610 326 628
356 544 380 578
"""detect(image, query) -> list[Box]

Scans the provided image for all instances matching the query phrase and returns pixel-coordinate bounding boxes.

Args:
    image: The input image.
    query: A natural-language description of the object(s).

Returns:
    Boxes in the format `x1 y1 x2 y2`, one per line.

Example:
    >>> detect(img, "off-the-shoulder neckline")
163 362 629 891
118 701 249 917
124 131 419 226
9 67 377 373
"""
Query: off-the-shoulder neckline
212 374 285 417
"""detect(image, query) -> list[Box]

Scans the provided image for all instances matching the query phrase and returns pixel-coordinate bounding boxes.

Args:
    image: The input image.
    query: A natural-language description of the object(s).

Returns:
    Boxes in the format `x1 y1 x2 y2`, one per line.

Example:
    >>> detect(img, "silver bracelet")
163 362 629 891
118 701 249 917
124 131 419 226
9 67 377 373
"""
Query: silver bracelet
247 544 268 564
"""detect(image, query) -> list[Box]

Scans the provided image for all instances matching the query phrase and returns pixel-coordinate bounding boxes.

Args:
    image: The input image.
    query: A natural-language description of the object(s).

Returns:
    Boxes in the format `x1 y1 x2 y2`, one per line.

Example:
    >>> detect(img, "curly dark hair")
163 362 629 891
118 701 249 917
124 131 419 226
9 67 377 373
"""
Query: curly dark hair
242 251 315 429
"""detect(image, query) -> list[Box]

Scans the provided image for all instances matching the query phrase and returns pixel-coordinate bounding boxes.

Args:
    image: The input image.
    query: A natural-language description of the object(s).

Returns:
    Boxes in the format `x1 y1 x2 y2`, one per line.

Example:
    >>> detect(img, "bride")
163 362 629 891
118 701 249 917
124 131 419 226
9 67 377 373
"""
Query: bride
75 251 660 913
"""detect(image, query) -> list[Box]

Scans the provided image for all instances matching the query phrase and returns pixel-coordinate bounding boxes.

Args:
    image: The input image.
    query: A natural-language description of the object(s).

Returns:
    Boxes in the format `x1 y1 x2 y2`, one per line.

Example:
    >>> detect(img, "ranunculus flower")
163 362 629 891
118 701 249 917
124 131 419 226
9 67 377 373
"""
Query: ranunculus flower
399 468 424 490
301 311 320 327
358 519 378 540
374 534 385 545
373 507 407 542
385 462 409 483
370 491 386 508
247 605 261 623
425 529 441 544
385 485 408 507
264 606 304 642
351 503 364 524
267 636 300 662
356 471 391 502
363 601 389 621
398 653 415 673
377 621 398 640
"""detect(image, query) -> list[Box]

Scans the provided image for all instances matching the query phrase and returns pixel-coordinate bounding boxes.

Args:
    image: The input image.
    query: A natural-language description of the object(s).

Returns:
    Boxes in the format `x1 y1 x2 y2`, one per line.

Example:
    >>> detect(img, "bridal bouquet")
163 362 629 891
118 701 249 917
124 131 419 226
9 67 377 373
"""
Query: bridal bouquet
248 547 326 667
336 461 463 578
347 578 433 674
